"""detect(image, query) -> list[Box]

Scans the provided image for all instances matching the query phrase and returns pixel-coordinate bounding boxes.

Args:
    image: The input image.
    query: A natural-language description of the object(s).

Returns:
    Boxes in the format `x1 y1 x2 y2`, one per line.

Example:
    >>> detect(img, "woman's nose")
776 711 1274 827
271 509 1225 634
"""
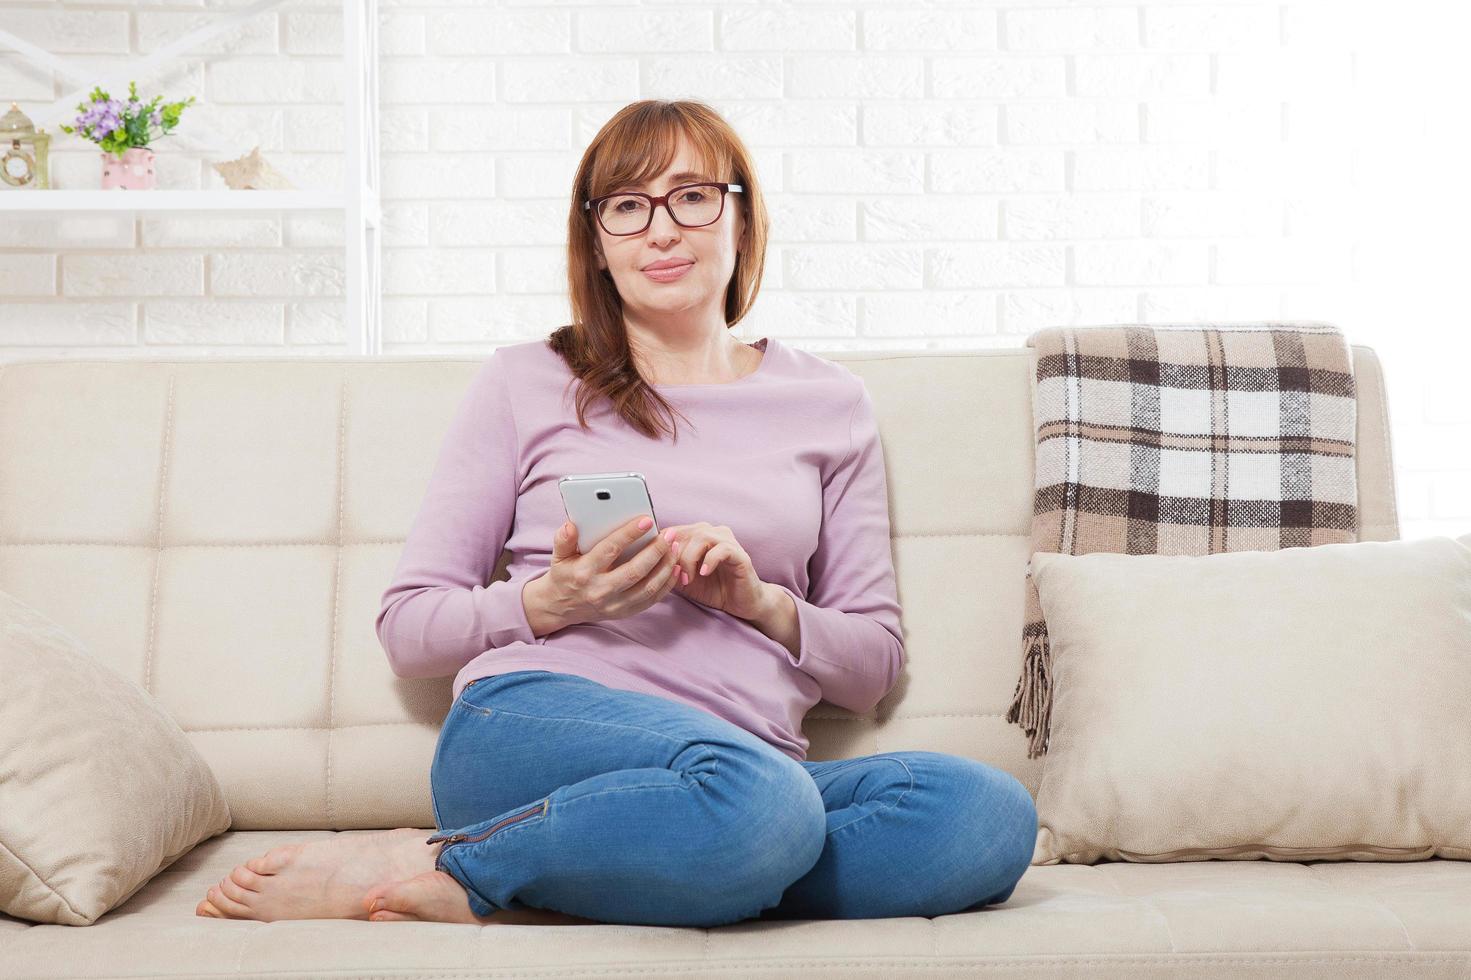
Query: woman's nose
647 205 681 242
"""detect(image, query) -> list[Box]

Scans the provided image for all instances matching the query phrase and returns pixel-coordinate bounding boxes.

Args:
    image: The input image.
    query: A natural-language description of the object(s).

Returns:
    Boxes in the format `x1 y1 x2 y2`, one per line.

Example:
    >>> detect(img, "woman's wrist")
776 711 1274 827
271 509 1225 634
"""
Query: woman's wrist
750 583 801 660
522 573 567 638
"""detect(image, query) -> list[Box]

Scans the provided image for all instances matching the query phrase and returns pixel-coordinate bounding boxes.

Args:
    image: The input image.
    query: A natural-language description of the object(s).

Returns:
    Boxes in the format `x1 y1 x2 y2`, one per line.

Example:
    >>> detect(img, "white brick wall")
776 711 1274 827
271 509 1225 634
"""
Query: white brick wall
0 0 1466 538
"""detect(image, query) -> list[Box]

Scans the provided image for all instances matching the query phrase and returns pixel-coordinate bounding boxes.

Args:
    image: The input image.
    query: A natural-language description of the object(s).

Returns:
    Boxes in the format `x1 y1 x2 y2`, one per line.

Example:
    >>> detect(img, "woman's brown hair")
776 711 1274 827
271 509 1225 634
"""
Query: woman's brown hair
546 99 770 444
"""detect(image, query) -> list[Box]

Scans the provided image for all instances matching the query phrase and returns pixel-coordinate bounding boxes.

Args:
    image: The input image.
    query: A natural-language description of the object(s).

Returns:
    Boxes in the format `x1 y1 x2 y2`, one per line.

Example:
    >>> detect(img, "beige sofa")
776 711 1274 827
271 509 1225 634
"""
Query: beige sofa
3 340 1468 979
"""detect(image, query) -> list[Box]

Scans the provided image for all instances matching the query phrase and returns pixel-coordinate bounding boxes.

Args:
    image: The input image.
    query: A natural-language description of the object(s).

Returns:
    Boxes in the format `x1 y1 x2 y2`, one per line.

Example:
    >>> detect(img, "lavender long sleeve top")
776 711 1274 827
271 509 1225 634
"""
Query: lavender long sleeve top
375 335 905 761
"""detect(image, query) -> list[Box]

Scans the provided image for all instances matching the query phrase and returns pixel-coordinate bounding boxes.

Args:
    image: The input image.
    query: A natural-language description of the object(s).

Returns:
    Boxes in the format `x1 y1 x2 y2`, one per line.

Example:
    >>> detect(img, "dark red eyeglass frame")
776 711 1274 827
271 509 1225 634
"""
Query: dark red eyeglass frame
583 182 744 236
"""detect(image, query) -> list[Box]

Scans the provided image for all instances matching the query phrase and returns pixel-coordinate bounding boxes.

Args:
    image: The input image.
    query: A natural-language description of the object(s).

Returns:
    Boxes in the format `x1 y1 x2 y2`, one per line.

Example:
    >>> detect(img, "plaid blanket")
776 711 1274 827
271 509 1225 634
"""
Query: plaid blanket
1006 323 1360 759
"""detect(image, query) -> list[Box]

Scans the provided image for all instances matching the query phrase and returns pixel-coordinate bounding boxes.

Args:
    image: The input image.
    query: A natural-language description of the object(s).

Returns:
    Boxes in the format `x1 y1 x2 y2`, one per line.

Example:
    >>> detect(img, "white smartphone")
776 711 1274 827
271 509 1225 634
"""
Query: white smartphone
558 471 660 568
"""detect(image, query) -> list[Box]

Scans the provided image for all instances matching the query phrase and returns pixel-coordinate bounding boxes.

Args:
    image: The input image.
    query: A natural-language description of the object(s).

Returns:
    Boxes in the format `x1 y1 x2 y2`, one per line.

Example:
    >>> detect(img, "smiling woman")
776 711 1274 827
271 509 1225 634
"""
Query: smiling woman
204 96 1039 932
547 99 772 442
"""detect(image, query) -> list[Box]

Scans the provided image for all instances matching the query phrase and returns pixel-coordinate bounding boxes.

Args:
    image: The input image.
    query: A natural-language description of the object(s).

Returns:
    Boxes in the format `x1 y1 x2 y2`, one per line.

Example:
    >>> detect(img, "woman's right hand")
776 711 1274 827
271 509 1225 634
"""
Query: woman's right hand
538 515 683 629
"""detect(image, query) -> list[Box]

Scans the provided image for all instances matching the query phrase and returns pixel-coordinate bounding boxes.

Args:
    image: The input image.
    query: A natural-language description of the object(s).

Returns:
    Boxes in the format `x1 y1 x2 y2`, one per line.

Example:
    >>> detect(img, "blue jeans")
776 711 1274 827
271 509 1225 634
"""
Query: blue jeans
427 670 1037 927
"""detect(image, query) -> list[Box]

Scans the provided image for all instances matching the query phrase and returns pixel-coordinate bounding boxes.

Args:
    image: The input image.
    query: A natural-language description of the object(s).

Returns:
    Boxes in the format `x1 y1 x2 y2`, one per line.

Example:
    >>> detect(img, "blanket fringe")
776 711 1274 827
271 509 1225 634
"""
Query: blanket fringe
1005 629 1052 759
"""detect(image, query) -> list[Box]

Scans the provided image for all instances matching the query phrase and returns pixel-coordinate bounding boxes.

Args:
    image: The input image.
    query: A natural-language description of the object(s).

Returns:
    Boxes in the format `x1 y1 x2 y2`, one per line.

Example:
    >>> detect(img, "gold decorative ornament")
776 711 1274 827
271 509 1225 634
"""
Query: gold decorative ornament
1 102 50 189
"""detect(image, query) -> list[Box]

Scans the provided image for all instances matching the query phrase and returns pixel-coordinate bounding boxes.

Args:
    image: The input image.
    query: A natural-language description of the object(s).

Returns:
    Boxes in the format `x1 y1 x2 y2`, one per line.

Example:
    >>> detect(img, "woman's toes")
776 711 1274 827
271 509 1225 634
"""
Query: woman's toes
207 883 253 919
362 883 391 915
246 844 299 876
369 908 417 922
196 898 224 918
216 874 254 908
229 865 265 891
366 885 411 917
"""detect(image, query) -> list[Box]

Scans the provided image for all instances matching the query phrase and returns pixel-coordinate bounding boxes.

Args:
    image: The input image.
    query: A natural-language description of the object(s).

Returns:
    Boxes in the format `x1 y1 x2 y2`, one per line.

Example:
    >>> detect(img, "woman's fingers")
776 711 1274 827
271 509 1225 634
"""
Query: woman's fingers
682 539 714 578
678 539 707 585
699 546 723 576
661 541 683 596
666 535 741 583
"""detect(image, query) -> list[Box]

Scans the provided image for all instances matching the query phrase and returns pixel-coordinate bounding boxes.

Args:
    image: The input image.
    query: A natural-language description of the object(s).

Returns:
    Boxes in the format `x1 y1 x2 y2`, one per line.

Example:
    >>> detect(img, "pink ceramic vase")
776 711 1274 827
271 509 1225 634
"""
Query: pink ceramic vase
100 147 156 190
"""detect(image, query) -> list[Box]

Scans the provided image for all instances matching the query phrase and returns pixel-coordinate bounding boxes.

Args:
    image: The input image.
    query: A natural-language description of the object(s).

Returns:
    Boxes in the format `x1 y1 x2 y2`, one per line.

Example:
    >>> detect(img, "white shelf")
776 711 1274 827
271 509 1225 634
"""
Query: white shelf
0 0 381 355
0 190 380 222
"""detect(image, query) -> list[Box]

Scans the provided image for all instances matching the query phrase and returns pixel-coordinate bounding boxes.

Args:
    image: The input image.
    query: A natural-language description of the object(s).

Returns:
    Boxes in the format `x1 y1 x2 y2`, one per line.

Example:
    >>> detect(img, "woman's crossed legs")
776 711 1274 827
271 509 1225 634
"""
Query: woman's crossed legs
419 670 1037 927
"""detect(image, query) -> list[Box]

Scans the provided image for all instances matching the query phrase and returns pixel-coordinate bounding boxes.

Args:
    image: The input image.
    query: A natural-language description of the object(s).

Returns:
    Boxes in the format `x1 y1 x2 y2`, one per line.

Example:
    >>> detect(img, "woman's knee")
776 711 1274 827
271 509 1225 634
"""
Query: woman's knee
706 750 826 896
959 758 1037 902
908 752 1037 905
653 748 822 926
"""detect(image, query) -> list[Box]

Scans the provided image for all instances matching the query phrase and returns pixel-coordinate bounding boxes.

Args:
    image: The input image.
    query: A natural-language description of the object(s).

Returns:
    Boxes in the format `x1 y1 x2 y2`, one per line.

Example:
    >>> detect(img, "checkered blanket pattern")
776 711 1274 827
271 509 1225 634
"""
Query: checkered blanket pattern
1005 323 1360 759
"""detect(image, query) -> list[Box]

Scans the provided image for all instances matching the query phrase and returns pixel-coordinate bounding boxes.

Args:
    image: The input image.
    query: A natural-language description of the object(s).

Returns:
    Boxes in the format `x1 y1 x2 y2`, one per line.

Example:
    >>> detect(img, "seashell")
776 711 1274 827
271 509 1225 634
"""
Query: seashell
210 145 295 190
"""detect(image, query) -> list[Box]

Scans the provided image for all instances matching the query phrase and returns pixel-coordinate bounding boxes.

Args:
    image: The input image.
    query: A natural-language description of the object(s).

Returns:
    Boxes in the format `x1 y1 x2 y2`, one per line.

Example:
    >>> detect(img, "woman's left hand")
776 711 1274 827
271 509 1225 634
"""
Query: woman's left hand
662 522 769 621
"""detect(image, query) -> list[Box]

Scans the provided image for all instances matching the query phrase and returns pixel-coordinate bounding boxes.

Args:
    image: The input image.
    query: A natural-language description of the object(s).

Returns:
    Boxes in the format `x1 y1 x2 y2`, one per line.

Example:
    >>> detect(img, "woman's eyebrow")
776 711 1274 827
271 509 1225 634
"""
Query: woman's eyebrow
616 171 713 192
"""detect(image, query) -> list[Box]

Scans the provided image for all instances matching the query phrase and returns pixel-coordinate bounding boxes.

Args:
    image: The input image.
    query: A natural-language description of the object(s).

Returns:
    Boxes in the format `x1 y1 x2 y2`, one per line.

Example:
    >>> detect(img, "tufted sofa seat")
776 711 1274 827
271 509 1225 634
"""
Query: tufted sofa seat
2 340 1468 979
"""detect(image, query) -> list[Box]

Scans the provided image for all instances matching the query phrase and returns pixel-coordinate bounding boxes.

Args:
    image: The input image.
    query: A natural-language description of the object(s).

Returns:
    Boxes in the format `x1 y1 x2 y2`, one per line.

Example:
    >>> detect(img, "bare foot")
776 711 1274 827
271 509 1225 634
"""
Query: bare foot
360 870 496 924
193 828 441 922
361 871 599 926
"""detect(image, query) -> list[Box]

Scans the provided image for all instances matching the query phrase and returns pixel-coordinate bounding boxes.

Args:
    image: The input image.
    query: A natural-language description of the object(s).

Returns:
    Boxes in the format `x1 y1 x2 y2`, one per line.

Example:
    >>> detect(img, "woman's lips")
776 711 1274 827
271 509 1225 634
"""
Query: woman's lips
643 262 693 282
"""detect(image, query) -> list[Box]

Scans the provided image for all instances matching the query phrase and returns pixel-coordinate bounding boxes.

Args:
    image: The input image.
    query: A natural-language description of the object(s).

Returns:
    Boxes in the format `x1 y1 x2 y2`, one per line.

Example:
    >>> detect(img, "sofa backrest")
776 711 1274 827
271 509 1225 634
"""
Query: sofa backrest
0 340 1398 830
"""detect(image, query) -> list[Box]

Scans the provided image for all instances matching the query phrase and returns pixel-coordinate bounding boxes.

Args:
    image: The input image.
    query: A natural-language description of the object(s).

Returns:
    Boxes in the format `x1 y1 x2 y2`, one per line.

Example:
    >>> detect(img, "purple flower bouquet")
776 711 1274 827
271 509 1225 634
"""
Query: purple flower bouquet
59 81 195 158
59 81 196 189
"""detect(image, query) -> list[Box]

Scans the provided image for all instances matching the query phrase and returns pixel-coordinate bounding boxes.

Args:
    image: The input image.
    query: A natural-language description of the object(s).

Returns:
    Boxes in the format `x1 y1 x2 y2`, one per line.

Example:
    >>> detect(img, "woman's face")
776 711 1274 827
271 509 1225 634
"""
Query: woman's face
591 133 744 326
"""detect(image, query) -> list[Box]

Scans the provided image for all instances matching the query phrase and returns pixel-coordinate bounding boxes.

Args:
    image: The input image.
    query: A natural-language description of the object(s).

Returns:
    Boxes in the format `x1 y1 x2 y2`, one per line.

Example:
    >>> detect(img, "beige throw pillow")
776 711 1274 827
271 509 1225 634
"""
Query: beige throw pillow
1028 532 1471 865
0 590 232 925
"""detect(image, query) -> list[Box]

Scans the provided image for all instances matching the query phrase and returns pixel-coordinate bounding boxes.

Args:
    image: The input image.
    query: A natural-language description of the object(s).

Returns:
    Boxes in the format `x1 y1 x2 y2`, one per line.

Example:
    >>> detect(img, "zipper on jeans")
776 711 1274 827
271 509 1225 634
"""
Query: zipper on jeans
426 799 547 846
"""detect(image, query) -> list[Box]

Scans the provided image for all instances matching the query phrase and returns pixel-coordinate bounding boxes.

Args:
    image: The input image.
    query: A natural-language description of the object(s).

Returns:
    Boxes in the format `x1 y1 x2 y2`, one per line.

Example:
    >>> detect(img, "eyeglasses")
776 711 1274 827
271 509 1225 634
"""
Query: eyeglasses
584 182 743 236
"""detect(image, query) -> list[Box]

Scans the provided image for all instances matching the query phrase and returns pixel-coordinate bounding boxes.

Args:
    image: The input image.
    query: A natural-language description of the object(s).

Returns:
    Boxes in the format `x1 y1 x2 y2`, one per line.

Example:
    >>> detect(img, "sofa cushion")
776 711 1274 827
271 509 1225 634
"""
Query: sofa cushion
0 346 1401 823
0 589 232 925
3 830 1470 976
1029 533 1471 865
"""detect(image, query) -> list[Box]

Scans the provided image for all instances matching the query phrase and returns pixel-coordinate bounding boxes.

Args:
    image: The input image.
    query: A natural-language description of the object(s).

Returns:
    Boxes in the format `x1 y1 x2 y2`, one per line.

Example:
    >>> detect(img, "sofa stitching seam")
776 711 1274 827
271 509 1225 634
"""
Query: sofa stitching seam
326 374 348 829
143 373 175 697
